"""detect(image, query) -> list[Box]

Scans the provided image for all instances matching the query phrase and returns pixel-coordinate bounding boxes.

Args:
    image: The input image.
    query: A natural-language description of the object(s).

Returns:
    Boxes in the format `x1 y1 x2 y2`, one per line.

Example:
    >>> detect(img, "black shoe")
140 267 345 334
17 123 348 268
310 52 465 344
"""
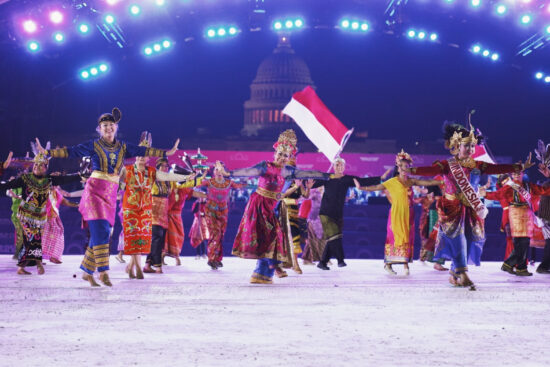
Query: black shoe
501 264 515 275
216 261 223 268
515 269 533 276
317 262 330 270
338 261 347 268
536 267 550 274
207 261 218 270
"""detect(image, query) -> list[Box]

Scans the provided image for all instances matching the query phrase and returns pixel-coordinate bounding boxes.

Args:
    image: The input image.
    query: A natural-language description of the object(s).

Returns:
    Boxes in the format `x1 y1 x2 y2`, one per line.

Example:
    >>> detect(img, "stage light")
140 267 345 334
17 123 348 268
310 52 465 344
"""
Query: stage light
156 0 166 6
49 10 64 24
495 4 507 15
285 20 293 29
53 32 64 43
545 76 550 83
294 19 303 28
130 5 141 16
143 39 173 56
418 31 426 40
99 64 108 72
23 20 38 34
472 44 481 53
207 29 216 38
491 53 499 61
482 50 490 57
228 27 238 35
153 43 161 52
81 71 90 79
217 28 226 36
341 19 350 28
407 30 415 38
78 23 90 34
90 67 98 75
546 25 550 34
162 40 171 48
27 41 40 52
104 14 115 24
520 14 532 25
273 18 304 32
274 21 282 30
106 0 120 5
470 0 481 8
79 62 110 81
351 21 359 30
361 23 369 31
535 72 543 79
144 47 153 55
430 33 438 41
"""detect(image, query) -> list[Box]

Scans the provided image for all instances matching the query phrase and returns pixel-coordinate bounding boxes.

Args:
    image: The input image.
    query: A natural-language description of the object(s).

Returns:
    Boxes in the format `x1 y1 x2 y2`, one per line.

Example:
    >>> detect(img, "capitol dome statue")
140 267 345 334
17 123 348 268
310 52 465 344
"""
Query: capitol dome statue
242 36 316 136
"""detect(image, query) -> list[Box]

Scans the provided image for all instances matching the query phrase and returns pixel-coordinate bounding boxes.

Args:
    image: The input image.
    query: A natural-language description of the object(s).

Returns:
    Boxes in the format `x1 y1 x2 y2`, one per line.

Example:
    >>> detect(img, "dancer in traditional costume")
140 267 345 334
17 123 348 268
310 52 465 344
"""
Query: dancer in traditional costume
7 187 24 260
354 150 443 275
0 153 82 275
216 129 330 284
302 187 326 265
417 184 448 271
35 107 179 286
41 187 79 264
143 158 199 274
190 197 209 259
200 163 245 270
482 171 550 276
313 157 381 270
486 175 515 260
121 133 194 279
411 123 528 289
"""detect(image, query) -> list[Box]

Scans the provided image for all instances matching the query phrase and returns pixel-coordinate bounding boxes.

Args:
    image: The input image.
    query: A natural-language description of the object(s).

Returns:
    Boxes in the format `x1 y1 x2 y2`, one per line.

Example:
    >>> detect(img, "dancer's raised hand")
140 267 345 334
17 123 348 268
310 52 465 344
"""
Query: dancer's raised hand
166 139 180 156
305 179 315 189
539 163 550 178
520 152 535 170
2 151 13 169
353 178 361 189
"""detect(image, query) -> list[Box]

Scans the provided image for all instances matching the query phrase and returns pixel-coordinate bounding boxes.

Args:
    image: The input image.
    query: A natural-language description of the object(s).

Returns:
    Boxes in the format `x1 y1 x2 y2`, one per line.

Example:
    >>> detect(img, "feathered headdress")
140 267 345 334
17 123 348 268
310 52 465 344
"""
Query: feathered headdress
139 131 152 147
30 140 50 165
273 129 298 156
395 149 413 165
98 107 122 124
535 139 550 168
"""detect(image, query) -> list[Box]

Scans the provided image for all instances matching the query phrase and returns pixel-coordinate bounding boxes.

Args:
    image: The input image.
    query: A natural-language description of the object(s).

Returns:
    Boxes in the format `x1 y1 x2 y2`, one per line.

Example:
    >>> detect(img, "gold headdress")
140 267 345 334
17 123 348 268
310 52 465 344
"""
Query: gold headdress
273 129 298 156
33 152 50 166
395 149 413 165
446 124 478 155
139 131 152 147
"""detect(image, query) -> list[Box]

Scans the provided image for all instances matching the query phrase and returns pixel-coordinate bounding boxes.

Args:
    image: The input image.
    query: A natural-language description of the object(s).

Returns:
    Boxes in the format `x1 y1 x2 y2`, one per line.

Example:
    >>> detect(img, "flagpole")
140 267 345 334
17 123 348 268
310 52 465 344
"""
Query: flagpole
327 128 354 173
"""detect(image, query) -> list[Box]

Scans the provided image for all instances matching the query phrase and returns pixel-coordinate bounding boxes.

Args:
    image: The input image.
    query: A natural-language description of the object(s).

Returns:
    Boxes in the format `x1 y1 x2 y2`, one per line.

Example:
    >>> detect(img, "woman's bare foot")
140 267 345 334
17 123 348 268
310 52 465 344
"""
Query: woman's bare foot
82 273 100 287
17 267 31 275
36 263 45 275
434 263 448 271
175 257 181 266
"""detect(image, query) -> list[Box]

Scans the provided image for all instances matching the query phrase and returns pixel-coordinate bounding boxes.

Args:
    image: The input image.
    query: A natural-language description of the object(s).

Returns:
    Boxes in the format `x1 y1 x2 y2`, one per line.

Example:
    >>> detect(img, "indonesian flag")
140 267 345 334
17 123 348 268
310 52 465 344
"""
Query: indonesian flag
472 144 495 164
283 86 353 162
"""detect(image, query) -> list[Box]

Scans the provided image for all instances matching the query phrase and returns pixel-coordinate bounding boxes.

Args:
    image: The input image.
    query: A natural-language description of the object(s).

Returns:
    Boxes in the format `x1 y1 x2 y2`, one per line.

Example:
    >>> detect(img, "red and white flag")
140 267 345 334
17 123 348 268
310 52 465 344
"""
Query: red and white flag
472 144 495 164
282 86 353 162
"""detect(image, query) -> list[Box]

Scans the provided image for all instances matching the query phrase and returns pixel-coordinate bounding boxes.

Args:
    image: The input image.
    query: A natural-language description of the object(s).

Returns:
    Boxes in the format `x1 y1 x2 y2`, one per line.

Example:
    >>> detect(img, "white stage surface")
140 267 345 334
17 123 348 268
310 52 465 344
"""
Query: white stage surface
0 255 548 367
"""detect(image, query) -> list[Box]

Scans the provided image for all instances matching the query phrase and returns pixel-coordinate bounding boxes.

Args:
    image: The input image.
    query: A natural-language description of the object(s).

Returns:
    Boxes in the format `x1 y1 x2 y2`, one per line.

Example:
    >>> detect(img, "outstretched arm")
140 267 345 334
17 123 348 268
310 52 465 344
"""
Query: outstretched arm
412 178 444 187
353 178 385 192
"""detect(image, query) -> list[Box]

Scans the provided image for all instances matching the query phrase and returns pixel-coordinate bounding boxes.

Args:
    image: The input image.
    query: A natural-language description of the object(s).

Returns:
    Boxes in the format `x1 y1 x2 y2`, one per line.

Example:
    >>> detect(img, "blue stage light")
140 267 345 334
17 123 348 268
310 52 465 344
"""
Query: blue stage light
430 33 438 41
104 14 115 24
495 4 507 15
545 76 550 83
285 20 293 29
351 21 359 30
130 5 141 16
470 0 481 8
53 32 64 43
546 25 550 34
418 31 426 40
228 27 238 35
156 0 165 6
27 41 40 52
90 67 98 76
274 21 282 30
80 71 90 79
153 43 161 52
520 14 532 25
294 19 303 28
407 30 416 38
78 23 90 34
144 47 153 55
491 53 499 61
360 23 369 31
341 19 350 28
207 28 216 38
482 50 490 57
162 40 171 48
535 72 544 79
472 44 481 53
99 64 108 72
217 28 226 36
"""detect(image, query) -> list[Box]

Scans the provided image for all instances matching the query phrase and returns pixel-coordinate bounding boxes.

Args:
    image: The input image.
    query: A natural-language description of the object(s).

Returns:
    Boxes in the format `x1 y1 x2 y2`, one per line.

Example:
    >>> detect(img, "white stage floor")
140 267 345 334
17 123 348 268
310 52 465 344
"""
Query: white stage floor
0 255 548 367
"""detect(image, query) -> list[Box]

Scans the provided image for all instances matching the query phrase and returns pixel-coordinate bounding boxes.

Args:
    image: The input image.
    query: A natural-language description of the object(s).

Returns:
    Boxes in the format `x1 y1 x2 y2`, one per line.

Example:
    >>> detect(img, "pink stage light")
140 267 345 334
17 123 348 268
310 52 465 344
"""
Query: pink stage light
49 10 64 24
22 19 38 33
106 0 121 5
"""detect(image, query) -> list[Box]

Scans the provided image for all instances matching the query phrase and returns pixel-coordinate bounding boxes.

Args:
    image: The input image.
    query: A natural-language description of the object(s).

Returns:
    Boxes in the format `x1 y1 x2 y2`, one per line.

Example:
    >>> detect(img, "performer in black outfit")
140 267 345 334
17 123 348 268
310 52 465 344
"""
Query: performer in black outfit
313 157 381 270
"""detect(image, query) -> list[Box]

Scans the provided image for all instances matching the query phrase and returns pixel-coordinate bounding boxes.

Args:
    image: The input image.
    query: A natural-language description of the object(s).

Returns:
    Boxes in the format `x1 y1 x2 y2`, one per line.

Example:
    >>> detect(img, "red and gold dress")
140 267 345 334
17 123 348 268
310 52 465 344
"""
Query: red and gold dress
122 164 156 255
163 187 194 258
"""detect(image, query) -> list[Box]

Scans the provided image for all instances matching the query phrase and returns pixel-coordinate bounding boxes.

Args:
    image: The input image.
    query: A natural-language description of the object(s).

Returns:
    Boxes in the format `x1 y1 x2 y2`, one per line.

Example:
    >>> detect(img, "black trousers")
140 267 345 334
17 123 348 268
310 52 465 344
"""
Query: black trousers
321 238 345 264
147 225 166 267
504 237 530 271
538 239 550 271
